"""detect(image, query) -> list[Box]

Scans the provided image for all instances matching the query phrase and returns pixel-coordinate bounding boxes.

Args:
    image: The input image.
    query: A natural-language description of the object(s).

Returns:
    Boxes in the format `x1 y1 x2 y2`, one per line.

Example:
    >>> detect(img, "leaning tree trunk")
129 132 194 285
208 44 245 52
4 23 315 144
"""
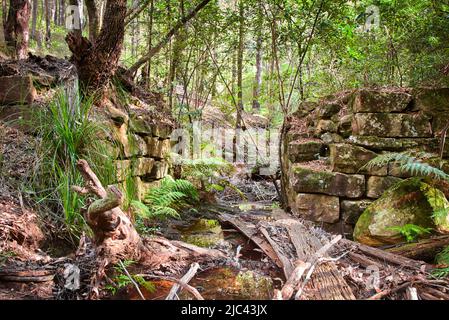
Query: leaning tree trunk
4 0 31 59
66 0 127 94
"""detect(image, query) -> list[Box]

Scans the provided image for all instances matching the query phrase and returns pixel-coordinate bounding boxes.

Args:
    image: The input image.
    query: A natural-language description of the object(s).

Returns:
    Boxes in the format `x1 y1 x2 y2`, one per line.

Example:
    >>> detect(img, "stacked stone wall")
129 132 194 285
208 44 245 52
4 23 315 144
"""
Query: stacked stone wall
283 88 449 237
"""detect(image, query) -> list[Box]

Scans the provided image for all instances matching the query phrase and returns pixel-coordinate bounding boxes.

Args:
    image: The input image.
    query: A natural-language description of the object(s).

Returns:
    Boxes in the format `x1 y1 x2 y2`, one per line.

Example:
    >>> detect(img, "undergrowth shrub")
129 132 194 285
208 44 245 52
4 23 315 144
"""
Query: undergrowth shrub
30 90 116 237
131 175 198 234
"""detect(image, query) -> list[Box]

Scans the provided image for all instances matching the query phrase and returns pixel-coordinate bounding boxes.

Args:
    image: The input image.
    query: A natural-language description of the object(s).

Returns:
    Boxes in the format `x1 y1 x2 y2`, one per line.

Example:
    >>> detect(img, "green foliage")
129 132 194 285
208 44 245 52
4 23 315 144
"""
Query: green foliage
105 260 155 295
364 152 449 181
0 251 16 266
172 154 243 197
131 176 199 230
30 90 116 236
388 224 433 243
365 152 449 223
432 246 449 278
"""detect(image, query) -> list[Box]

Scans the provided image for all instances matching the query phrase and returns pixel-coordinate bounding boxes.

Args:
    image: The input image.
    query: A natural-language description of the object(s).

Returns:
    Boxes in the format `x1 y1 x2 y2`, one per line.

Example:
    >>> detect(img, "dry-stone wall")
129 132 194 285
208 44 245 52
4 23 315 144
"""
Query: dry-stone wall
98 101 174 201
282 88 449 237
0 58 175 201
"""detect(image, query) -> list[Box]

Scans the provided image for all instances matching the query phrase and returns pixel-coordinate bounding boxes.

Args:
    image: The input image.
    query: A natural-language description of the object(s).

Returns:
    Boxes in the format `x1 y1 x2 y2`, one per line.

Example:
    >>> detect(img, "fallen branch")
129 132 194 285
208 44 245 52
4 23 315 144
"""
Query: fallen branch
138 274 204 300
166 263 200 300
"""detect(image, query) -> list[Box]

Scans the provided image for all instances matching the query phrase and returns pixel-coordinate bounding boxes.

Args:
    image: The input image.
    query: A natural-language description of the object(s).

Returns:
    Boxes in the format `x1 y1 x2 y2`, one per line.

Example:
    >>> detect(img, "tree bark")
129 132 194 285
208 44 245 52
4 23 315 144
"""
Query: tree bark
85 0 99 42
4 0 31 59
66 0 127 93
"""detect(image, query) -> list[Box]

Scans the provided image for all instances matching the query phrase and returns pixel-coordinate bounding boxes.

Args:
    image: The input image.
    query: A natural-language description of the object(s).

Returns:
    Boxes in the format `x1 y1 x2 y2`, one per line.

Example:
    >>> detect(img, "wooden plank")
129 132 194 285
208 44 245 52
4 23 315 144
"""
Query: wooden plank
299 262 356 300
260 227 295 278
218 213 283 268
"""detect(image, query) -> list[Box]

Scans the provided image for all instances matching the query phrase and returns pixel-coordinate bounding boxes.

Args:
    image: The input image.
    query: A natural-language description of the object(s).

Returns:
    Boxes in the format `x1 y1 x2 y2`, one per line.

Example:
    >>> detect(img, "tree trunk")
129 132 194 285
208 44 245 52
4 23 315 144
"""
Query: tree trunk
144 0 154 88
4 0 31 59
252 3 263 112
31 0 37 39
233 0 244 163
85 0 99 42
252 33 263 112
66 0 127 94
44 0 51 46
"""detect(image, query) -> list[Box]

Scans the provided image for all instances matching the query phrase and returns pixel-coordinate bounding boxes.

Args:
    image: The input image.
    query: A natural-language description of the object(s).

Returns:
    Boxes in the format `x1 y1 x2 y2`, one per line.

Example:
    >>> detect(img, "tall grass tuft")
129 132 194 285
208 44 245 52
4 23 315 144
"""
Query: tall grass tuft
31 89 116 237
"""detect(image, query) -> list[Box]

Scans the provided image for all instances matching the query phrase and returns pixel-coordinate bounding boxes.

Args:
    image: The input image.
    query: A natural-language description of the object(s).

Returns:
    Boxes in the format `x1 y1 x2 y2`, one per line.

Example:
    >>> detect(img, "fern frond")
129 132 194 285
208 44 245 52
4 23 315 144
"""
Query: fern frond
364 152 449 181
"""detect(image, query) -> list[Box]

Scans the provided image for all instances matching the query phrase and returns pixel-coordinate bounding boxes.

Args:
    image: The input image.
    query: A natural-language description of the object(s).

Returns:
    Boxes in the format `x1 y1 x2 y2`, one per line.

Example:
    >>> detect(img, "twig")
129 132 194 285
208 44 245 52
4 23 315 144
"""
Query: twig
166 263 200 300
138 274 205 300
119 260 146 301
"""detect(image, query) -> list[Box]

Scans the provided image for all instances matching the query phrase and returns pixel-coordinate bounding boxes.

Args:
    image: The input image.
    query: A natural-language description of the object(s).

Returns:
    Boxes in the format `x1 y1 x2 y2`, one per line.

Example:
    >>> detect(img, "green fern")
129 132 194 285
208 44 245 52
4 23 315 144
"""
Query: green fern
364 152 449 181
131 175 198 225
171 154 244 198
388 224 433 243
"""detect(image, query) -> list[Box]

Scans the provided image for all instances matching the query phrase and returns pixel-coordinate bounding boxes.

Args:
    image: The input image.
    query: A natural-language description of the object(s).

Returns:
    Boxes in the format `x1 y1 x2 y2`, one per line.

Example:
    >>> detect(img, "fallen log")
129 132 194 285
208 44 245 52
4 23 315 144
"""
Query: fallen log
386 235 449 261
217 213 282 268
340 239 428 271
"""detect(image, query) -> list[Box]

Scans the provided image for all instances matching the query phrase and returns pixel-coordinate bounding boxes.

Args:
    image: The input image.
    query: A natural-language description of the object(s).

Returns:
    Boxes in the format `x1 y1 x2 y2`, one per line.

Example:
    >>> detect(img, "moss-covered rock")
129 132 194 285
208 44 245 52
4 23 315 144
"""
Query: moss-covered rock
354 178 449 246
341 200 373 225
413 88 449 133
351 89 412 113
317 103 341 119
367 176 402 199
315 120 338 135
294 193 340 223
291 165 365 198
288 140 325 162
352 113 432 138
330 143 386 175
348 136 438 152
338 115 353 138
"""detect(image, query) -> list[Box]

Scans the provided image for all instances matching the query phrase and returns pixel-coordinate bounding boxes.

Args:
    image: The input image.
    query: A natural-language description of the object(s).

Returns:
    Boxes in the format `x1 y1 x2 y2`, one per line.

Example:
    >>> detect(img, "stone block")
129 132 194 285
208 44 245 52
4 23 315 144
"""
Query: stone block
367 176 402 199
351 89 412 113
352 113 432 138
330 143 386 175
294 193 340 223
341 200 373 225
291 165 365 198
288 140 324 162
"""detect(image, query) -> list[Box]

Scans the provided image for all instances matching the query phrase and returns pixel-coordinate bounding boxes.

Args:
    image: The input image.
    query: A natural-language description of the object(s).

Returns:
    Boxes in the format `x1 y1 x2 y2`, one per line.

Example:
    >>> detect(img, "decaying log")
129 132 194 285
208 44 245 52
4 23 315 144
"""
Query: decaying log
218 213 282 268
260 227 294 278
298 262 356 300
0 269 54 282
166 263 200 300
386 235 449 261
340 239 428 271
0 75 36 105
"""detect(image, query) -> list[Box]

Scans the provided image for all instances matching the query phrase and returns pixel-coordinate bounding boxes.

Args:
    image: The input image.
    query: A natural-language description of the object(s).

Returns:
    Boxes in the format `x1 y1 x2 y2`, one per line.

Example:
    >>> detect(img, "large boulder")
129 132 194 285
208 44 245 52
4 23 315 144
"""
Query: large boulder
354 178 449 246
